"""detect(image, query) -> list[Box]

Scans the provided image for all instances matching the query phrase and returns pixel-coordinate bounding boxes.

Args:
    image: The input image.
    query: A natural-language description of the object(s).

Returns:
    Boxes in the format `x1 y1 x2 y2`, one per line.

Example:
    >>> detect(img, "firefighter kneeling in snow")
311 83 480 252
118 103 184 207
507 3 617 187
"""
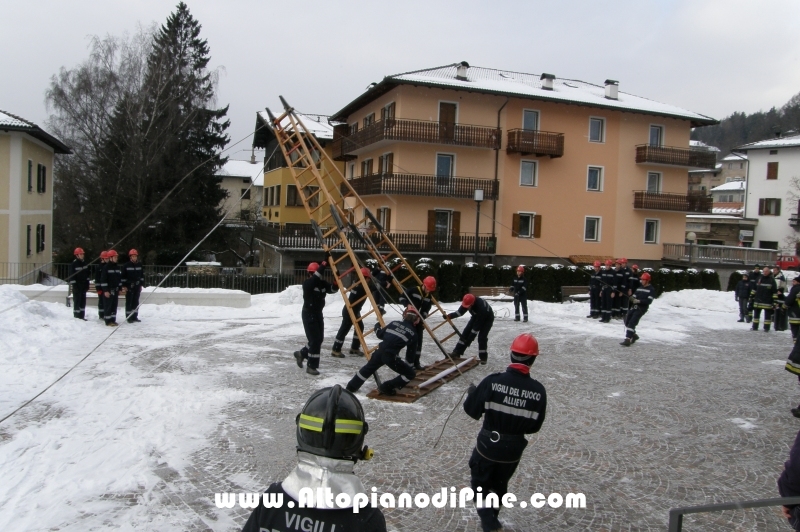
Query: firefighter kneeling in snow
463 333 547 532
346 306 419 396
399 275 436 370
620 272 655 346
241 385 386 532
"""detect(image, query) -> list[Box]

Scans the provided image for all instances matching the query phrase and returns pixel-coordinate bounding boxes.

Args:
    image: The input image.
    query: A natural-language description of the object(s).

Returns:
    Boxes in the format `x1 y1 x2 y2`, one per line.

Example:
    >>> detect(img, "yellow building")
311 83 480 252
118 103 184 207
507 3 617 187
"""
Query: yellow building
328 62 718 265
0 110 70 276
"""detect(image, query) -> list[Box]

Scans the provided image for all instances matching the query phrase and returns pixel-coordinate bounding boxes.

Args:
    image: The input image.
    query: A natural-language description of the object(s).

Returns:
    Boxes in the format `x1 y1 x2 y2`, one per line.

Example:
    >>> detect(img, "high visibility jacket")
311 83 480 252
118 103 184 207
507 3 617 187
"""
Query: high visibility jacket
752 276 777 307
600 268 616 291
343 280 374 316
450 297 493 322
589 269 602 291
786 284 800 323
631 284 656 311
628 272 641 293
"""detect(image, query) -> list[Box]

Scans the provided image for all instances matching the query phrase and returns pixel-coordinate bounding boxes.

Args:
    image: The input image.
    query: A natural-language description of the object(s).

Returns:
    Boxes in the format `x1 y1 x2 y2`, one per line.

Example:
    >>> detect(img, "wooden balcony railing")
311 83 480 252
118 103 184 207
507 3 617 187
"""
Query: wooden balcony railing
342 173 498 200
633 191 713 213
254 223 497 254
331 118 501 160
635 144 717 169
506 129 564 158
663 243 777 265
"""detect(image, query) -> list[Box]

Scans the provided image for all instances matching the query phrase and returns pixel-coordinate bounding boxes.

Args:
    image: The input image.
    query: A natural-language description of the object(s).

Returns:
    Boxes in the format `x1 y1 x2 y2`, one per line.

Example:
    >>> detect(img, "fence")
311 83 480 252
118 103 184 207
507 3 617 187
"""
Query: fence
0 262 57 285
663 243 777 265
668 496 800 531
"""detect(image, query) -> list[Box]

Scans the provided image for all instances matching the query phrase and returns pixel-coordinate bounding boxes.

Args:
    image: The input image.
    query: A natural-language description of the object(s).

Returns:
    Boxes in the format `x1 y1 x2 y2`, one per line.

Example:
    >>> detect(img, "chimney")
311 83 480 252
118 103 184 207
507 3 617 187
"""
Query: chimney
540 73 555 91
604 79 619 100
456 61 470 81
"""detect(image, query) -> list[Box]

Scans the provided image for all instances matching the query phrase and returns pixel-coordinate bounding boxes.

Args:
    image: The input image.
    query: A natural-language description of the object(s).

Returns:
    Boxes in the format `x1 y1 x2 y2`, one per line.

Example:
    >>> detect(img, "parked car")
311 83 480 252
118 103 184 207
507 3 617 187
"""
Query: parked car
777 255 800 271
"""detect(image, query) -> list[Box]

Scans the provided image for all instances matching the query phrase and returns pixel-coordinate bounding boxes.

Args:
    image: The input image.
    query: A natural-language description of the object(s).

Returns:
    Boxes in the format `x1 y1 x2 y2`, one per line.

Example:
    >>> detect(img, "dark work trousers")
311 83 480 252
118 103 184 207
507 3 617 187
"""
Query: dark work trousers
73 289 87 319
624 307 647 339
125 287 142 322
776 306 789 331
103 291 119 324
746 298 755 322
346 348 416 393
332 311 364 352
589 287 601 318
300 308 324 370
738 298 748 320
406 322 425 366
97 292 105 320
513 294 528 320
620 293 629 316
600 288 613 322
611 290 621 317
453 314 495 362
469 448 522 532
752 306 773 331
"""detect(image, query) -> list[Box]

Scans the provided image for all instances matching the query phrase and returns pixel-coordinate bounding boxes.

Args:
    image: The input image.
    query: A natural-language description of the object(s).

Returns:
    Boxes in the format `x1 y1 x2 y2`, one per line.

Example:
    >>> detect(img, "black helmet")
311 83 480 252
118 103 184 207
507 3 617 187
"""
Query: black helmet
296 385 369 461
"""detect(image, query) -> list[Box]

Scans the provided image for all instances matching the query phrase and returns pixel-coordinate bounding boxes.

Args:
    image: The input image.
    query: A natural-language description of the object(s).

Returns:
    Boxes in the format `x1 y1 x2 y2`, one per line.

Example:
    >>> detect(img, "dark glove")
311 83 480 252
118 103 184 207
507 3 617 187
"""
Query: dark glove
447 312 457 320
379 307 386 316
467 383 477 395
373 322 381 333
422 312 428 319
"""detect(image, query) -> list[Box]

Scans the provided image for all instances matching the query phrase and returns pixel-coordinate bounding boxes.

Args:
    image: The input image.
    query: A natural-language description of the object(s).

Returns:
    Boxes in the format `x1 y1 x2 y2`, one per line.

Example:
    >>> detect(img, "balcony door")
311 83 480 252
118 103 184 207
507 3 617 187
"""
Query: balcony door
523 110 539 131
647 172 662 193
436 153 454 193
427 209 460 250
439 102 457 141
649 125 663 147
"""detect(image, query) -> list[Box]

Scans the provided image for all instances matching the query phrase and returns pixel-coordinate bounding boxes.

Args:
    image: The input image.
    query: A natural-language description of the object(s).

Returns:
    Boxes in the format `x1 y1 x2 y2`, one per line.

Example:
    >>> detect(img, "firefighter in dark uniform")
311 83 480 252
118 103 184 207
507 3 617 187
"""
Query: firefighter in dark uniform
100 250 122 326
510 265 528 322
776 286 789 332
448 294 495 364
618 258 632 316
346 307 419 395
587 261 602 319
611 259 624 318
331 267 374 358
628 264 641 298
787 277 800 341
600 259 615 323
370 265 391 315
735 273 750 323
751 266 777 332
463 333 547 532
620 272 655 346
746 264 762 323
399 276 436 370
241 385 386 532
121 249 144 323
68 247 90 320
95 251 108 320
294 261 337 376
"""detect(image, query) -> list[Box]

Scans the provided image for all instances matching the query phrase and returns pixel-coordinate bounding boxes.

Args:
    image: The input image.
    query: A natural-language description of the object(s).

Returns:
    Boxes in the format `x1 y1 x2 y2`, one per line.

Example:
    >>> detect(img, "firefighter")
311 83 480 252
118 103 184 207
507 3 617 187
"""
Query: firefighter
448 294 495 364
398 276 436 370
734 273 750 323
345 306 419 396
100 250 123 327
510 265 528 322
587 261 602 319
331 267 374 358
95 251 108 320
241 385 386 532
463 333 547 532
746 264 762 323
68 247 90 320
121 249 144 323
294 261 337 376
618 258 632 316
600 259 615 323
370 265 391 315
611 259 624 319
628 264 642 296
776 285 789 332
751 266 777 332
620 272 655 346
787 277 800 341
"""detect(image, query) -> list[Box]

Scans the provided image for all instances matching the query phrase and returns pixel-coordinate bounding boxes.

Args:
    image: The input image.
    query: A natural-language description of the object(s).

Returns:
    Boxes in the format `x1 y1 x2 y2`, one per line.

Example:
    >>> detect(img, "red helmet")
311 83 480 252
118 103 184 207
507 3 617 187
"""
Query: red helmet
631 264 639 270
462 293 476 308
593 260 601 268
516 265 525 273
100 251 109 260
129 249 138 256
423 276 437 292
511 333 539 357
615 258 622 265
620 257 628 264
640 272 651 281
74 247 84 255
307 262 320 273
403 305 421 325
360 267 371 277
605 259 613 267
107 250 118 258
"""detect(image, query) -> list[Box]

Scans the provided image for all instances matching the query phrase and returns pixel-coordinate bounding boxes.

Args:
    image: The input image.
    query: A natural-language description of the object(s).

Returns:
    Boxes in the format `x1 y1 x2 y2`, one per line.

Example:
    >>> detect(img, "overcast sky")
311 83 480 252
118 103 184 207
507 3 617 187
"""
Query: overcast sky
3 0 799 161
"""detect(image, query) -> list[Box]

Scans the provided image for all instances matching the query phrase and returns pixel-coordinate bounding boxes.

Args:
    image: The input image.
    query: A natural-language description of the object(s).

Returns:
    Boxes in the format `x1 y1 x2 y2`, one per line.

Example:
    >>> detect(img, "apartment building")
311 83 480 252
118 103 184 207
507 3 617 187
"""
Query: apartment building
0 110 70 265
216 159 264 222
328 62 717 265
688 152 747 194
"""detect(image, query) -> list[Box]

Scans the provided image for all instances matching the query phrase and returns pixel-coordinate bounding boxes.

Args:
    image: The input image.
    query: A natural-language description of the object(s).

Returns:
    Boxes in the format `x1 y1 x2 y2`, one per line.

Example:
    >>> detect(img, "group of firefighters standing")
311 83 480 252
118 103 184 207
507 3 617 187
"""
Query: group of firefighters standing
68 247 145 326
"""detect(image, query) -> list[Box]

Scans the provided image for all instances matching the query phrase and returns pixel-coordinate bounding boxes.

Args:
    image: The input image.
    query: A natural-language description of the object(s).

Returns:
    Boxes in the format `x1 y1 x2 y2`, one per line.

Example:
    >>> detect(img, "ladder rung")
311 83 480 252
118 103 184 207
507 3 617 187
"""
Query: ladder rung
333 254 349 266
398 274 414 285
429 321 449 333
438 332 458 343
286 142 303 156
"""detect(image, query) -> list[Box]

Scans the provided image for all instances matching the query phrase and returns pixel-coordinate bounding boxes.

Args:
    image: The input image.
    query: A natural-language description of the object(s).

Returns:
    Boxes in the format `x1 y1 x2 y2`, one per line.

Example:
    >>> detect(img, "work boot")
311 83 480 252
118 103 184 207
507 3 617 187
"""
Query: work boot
737 318 744 323
378 383 396 396
293 351 304 368
620 338 631 347
331 350 345 358
792 406 800 419
306 366 320 376
106 322 118 327
413 362 424 371
765 326 771 332
523 317 528 322
586 314 593 318
631 333 640 344
746 317 752 323
349 348 363 356
514 317 520 322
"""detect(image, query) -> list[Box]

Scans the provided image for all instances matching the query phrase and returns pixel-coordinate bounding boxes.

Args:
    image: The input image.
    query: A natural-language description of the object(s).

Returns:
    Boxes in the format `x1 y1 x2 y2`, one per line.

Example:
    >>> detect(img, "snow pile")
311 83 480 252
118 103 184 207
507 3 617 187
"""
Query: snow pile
278 284 304 305
656 289 735 313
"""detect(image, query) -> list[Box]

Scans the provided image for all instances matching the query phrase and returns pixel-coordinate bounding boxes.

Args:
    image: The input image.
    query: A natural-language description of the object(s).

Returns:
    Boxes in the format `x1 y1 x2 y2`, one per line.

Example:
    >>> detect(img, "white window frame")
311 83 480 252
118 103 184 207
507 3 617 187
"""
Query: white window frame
437 100 459 123
588 117 605 143
519 160 538 187
648 124 665 147
644 218 660 244
378 206 390 228
522 109 540 131
348 163 356 179
584 216 601 242
586 165 603 191
380 152 393 175
646 171 662 193
434 152 456 177
517 211 536 238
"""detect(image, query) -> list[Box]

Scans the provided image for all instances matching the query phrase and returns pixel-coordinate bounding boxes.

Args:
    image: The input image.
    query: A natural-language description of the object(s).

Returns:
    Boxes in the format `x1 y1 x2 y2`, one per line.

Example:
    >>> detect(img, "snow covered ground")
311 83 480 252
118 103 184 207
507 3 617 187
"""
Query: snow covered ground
0 285 797 531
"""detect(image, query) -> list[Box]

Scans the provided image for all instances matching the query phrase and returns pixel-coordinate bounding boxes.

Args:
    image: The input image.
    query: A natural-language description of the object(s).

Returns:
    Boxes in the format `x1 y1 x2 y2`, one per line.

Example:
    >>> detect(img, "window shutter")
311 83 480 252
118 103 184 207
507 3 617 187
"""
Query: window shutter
385 208 391 232
533 214 542 238
767 162 779 180
41 225 45 251
776 199 782 216
380 107 386 122
387 102 395 119
451 211 461 251
427 210 436 248
758 198 766 215
42 166 46 193
35 225 41 252
385 153 393 175
26 225 31 256
512 213 521 237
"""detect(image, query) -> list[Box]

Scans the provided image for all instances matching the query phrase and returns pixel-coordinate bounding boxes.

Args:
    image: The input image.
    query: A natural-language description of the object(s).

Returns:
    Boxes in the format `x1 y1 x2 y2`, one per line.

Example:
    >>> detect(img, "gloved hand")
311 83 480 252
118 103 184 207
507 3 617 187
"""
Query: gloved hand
373 322 381 333
379 307 386 316
467 383 477 395
447 312 457 320
631 297 640 305
422 312 428 319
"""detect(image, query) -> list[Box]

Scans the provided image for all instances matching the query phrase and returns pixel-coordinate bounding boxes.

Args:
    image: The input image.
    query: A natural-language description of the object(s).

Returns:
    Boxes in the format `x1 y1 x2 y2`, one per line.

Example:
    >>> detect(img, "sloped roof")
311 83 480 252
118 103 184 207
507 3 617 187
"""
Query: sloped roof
735 134 800 151
253 110 333 149
722 152 748 161
0 110 71 154
331 62 717 127
690 140 720 152
710 181 745 192
216 159 265 186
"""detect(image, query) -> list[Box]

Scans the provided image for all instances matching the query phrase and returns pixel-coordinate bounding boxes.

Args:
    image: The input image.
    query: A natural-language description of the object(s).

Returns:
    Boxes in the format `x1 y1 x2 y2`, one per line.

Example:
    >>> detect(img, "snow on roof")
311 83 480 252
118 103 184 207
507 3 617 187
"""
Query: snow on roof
722 152 748 161
257 110 333 140
690 140 720 152
333 62 717 126
711 207 744 215
216 160 265 186
735 134 800 151
687 213 742 219
0 110 33 127
0 109 71 153
710 181 745 192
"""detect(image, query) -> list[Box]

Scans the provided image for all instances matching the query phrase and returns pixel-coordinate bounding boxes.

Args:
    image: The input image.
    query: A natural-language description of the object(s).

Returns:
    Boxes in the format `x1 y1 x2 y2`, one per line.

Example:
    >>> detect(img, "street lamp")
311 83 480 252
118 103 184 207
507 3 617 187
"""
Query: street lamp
474 189 484 263
686 231 697 266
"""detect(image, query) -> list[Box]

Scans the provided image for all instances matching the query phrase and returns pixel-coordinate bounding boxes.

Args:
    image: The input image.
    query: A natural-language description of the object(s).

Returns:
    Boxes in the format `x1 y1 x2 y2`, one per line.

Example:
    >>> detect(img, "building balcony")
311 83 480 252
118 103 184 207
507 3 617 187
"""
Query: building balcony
331 118 501 160
506 129 564 158
635 144 717 169
341 173 498 200
790 213 800 228
633 191 713 213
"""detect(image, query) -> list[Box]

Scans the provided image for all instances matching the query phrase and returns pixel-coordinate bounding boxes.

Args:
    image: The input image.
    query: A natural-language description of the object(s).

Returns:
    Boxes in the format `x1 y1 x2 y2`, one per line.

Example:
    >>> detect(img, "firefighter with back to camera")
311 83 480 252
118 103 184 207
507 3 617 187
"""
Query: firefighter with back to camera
294 261 337 376
398 276 436 370
331 267 375 359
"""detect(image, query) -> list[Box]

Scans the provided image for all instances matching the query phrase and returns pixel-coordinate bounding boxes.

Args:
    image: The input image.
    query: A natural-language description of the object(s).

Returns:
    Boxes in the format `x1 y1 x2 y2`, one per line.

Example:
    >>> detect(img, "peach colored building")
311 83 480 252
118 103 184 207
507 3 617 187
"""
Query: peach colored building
328 62 718 265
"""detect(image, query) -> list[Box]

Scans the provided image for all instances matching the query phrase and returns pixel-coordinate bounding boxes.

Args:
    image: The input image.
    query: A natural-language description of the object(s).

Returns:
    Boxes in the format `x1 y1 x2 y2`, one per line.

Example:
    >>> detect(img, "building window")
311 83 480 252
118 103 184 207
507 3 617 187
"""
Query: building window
242 178 250 184
363 113 375 128
27 160 33 192
644 219 659 244
286 185 302 206
767 162 779 180
35 224 45 253
241 189 251 200
275 185 281 206
381 102 395 121
361 158 373 177
26 225 31 256
377 207 391 231
349 123 358 135
769 150 778 155
512 212 541 238
589 117 605 142
759 240 779 250
647 172 662 193
303 186 319 208
379 153 394 175
758 198 781 216
584 217 600 241
522 110 539 131
587 166 603 191
348 163 356 179
649 125 664 146
37 164 47 193
520 160 537 187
